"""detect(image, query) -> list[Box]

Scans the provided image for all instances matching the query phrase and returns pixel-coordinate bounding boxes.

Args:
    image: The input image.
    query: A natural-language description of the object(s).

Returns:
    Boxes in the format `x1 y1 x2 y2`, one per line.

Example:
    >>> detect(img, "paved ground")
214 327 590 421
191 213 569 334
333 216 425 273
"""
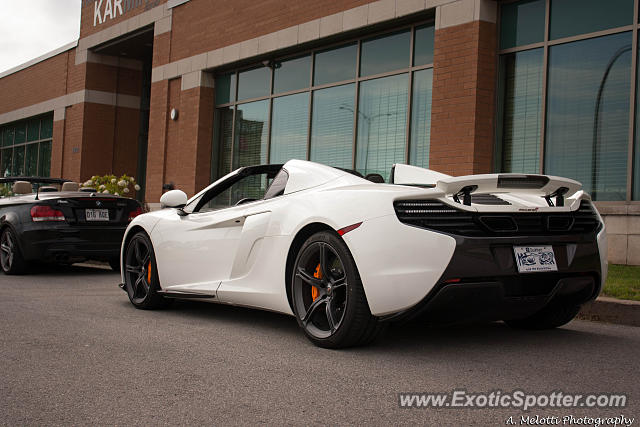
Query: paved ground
1 265 638 426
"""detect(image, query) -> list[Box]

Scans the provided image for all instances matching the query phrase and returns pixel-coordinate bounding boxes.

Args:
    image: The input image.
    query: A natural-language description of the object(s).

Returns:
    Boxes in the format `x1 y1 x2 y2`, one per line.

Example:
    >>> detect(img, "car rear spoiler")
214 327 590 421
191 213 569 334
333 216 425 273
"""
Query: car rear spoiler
391 164 582 207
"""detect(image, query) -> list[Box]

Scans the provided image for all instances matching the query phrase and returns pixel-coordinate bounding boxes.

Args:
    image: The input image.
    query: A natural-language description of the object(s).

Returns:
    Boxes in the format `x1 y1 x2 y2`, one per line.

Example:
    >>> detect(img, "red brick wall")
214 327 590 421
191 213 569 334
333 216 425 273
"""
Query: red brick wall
80 0 168 38
145 79 170 202
62 104 86 181
429 20 496 176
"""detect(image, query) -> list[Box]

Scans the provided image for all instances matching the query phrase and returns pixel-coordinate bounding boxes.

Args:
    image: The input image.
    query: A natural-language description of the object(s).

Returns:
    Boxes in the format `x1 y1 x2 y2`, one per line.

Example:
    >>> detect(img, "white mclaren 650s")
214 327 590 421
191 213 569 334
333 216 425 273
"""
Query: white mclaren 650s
119 160 607 348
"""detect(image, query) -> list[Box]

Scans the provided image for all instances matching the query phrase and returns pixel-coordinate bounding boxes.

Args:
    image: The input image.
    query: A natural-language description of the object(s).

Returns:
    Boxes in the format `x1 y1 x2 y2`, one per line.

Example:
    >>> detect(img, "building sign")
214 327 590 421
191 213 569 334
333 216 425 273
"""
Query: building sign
82 0 161 27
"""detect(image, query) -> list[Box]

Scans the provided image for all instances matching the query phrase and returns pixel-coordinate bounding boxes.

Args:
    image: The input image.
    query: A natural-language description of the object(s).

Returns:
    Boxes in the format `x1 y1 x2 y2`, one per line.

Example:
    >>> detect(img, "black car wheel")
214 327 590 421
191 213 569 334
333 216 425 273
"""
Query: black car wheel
291 231 384 348
0 227 26 275
124 232 168 309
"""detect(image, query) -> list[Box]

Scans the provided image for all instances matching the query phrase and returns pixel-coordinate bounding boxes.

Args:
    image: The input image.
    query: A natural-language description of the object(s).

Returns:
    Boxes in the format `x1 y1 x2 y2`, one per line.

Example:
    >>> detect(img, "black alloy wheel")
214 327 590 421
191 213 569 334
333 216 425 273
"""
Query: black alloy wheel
124 232 168 309
291 231 384 348
0 228 26 275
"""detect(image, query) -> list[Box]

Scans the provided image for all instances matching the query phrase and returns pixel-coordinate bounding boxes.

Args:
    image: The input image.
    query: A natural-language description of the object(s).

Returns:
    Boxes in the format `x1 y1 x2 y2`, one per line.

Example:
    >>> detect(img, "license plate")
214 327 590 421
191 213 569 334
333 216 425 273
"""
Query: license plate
85 209 109 221
513 246 557 273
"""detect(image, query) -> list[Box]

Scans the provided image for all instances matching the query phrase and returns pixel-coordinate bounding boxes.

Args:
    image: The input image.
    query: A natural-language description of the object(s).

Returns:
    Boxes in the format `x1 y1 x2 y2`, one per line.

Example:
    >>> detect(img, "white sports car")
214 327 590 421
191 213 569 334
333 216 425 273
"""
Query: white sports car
119 160 607 348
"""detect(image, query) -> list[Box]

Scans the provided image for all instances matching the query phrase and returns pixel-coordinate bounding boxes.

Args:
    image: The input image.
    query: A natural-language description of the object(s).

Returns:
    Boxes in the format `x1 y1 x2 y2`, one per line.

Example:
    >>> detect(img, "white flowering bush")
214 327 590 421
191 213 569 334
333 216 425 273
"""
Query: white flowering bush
81 174 141 197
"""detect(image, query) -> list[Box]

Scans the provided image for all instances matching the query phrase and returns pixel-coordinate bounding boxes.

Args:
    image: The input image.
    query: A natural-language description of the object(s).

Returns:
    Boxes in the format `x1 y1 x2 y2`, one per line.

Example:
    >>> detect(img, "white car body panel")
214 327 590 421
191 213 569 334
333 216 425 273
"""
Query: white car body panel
122 160 607 318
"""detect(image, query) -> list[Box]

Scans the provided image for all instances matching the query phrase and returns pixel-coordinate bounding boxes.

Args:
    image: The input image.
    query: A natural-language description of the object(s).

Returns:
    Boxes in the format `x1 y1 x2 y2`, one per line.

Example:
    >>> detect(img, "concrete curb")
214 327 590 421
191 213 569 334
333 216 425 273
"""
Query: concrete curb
578 296 640 327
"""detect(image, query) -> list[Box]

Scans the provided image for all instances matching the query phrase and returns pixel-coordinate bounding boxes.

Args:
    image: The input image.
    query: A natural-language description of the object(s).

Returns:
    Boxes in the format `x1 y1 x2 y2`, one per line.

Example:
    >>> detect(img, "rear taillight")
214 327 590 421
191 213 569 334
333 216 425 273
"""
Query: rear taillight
30 205 65 222
128 206 143 221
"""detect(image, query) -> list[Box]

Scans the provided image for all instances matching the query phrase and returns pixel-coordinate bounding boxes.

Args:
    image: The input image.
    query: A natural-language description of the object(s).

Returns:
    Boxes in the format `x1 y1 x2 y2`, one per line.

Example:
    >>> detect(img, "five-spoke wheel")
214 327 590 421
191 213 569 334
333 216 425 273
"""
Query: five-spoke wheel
291 231 384 348
0 227 26 275
124 232 168 309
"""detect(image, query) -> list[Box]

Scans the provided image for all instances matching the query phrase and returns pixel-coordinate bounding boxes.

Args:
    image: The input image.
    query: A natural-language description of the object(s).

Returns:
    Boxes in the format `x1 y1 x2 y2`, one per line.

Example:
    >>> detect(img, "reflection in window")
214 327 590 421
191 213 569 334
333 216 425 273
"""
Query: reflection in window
356 74 408 180
314 43 357 86
274 55 311 94
549 0 633 40
360 30 411 77
40 116 53 139
215 73 236 105
500 0 545 49
413 25 435 66
237 67 270 101
38 142 51 177
497 48 543 173
635 34 640 200
214 107 234 176
25 144 38 176
1 149 12 177
545 32 631 201
410 69 433 168
0 115 52 177
234 100 269 168
270 93 309 164
310 84 355 169
13 146 25 177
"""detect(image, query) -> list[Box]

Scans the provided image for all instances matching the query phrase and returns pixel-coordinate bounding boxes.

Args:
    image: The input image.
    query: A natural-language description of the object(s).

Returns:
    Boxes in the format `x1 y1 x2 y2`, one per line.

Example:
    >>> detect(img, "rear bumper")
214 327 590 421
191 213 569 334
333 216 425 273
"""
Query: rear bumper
19 223 126 262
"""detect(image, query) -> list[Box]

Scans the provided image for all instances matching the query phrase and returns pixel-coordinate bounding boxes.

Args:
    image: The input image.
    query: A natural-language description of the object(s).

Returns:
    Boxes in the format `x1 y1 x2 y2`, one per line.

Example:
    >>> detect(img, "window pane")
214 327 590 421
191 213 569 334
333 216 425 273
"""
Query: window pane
40 116 53 139
3 126 14 147
497 48 543 173
270 93 309 164
634 34 640 200
38 141 51 177
310 84 355 169
234 100 269 168
356 74 409 180
13 145 25 176
409 69 433 168
25 144 38 176
413 25 435 66
214 107 234 177
545 32 632 201
27 118 40 141
237 67 270 101
360 30 410 77
14 122 26 144
215 73 236 105
550 0 633 40
314 43 357 86
274 55 311 94
1 148 12 177
500 0 545 49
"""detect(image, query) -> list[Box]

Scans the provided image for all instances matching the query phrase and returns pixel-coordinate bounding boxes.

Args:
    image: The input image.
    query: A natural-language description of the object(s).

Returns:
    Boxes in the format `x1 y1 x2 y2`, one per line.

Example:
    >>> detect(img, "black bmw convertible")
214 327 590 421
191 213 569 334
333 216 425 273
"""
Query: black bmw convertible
0 177 143 274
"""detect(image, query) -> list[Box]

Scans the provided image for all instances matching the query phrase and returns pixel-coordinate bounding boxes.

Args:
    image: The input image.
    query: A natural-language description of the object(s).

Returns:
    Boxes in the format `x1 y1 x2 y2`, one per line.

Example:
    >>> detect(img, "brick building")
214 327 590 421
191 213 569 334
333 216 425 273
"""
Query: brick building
0 0 639 264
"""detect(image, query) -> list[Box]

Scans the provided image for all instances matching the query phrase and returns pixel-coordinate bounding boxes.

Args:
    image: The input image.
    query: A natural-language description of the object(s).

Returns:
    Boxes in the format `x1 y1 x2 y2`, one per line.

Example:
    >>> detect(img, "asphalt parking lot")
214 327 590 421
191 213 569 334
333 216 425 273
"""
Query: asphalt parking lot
1 265 638 425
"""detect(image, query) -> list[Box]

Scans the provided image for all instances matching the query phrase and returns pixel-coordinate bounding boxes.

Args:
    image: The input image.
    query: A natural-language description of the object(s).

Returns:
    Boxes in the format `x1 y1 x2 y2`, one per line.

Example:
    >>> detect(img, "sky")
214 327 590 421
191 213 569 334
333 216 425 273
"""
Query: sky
0 0 82 74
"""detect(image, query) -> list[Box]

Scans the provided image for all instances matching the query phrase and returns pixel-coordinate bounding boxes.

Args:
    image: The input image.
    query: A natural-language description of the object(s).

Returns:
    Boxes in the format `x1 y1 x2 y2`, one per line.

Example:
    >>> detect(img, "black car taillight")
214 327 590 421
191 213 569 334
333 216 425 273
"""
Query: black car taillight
31 205 65 222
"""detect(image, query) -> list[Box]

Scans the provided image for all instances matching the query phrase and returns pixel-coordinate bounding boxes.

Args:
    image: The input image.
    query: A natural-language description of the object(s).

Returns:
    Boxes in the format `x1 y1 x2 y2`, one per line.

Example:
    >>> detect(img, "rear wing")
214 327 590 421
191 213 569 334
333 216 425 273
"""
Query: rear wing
391 164 582 207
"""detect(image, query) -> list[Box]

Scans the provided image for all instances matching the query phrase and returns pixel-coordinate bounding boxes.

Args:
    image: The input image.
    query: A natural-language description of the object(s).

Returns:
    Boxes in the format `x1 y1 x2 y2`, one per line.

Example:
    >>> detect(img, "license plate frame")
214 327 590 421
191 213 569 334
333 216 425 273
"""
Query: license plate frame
85 208 109 222
513 245 558 273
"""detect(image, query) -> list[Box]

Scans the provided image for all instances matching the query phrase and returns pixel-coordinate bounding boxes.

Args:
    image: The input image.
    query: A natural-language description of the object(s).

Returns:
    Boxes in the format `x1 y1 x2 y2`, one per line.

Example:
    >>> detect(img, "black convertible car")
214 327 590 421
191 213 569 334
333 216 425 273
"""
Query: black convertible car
0 177 143 274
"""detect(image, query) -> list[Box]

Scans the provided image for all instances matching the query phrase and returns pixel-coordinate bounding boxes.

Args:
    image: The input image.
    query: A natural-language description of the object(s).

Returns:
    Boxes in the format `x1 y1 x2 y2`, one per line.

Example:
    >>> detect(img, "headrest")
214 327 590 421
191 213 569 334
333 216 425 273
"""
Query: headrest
61 182 79 192
364 173 385 184
12 181 32 195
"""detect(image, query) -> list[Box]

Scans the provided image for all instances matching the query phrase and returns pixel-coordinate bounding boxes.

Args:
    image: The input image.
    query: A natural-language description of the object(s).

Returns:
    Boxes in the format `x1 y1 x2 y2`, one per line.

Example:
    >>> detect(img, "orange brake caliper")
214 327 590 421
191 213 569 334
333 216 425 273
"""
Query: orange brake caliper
147 262 152 283
311 263 322 301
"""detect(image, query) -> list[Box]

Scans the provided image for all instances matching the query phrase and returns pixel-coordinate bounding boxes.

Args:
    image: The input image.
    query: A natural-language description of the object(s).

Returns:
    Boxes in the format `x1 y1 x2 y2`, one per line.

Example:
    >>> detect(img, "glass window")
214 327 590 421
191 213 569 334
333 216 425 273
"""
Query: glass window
40 116 53 139
545 32 632 201
14 122 26 145
550 0 633 40
360 30 411 77
413 25 435 66
273 55 311 94
409 69 433 168
1 148 12 177
215 73 236 105
197 173 270 213
27 118 40 141
12 145 25 176
314 43 357 86
270 93 309 164
38 141 52 177
3 127 14 147
500 0 545 49
214 107 234 176
234 100 269 168
263 169 289 199
310 84 355 169
356 74 409 180
497 48 543 174
25 144 38 176
634 34 640 200
237 67 270 101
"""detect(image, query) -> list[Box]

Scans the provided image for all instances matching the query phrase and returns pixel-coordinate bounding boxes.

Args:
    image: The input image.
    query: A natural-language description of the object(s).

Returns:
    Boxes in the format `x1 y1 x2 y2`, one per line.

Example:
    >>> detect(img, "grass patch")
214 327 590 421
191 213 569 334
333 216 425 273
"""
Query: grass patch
602 264 640 301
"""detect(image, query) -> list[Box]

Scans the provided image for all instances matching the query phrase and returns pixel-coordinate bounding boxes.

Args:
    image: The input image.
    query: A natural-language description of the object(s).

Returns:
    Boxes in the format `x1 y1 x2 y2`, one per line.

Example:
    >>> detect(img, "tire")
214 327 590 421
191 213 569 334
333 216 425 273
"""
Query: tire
123 232 169 309
290 231 385 348
0 227 27 275
108 258 120 273
504 301 581 330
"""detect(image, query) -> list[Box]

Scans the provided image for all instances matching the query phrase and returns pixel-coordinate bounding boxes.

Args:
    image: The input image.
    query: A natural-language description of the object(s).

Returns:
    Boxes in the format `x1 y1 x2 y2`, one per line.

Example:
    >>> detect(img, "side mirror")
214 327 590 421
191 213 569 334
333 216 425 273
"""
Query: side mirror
160 190 188 209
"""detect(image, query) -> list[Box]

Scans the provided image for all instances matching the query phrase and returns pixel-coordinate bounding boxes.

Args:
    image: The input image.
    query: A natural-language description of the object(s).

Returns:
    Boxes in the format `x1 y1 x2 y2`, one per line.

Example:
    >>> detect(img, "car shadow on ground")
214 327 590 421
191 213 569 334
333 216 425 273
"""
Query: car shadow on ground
24 263 116 276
